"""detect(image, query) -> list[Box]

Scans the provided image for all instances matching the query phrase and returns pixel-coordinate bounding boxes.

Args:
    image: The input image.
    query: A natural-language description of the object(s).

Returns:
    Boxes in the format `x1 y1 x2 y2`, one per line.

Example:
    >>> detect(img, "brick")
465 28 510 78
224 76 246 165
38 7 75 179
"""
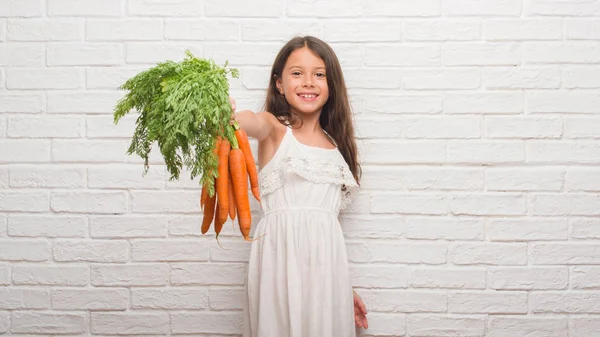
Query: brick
405 117 480 139
91 312 169 335
0 140 49 163
569 317 600 337
0 167 6 188
444 43 520 66
126 42 203 64
0 0 43 17
339 215 406 239
168 215 207 237
48 0 122 16
7 18 82 41
486 116 562 139
0 92 45 113
0 19 4 41
0 191 49 212
132 239 210 262
171 312 243 334
8 215 86 238
370 290 446 312
532 193 600 216
324 21 401 42
525 42 600 64
486 167 563 191
345 68 402 89
450 243 527 265
47 43 123 66
448 291 527 314
52 288 128 310
0 240 50 261
92 264 169 286
209 287 245 310
361 140 446 164
443 0 522 16
51 191 127 214
484 67 560 89
445 92 523 114
164 19 239 41
6 68 82 89
47 91 123 113
531 243 600 265
172 263 246 286
242 20 317 41
90 215 167 238
531 292 600 313
86 115 134 138
204 42 279 67
566 19 600 40
403 69 480 90
366 44 441 66
350 265 409 288
52 140 129 163
331 43 366 67
571 267 600 290
531 90 600 113
485 19 562 40
488 316 567 337
364 0 440 17
411 268 486 289
209 239 252 262
0 117 4 137
527 0 600 16
0 43 45 66
404 19 481 41
406 218 484 240
207 0 279 17
571 219 600 240
287 0 362 17
566 168 600 191
88 165 165 189
364 93 443 114
408 315 486 336
448 142 525 164
489 267 568 290
86 67 145 90
87 19 162 41
12 312 86 334
132 288 209 309
362 242 447 264
0 265 9 285
563 68 600 89
53 240 128 262
370 193 448 215
489 218 568 241
132 191 206 214
0 311 6 333
8 116 83 138
528 142 600 164
10 165 85 188
0 288 50 309
565 117 600 138
13 265 88 286
354 117 405 139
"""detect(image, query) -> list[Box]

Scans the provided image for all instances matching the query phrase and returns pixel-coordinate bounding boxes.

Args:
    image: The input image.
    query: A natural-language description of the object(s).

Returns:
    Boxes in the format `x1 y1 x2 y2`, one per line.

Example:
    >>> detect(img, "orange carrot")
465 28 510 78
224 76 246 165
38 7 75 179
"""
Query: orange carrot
200 183 208 210
201 192 216 234
216 138 230 224
228 172 236 221
235 128 260 202
229 148 252 241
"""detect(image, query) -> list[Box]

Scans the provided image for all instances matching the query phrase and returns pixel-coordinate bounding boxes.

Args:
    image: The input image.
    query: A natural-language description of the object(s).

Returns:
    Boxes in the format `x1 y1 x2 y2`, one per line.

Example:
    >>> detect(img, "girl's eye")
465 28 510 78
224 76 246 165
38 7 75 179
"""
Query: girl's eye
316 73 326 77
292 71 301 76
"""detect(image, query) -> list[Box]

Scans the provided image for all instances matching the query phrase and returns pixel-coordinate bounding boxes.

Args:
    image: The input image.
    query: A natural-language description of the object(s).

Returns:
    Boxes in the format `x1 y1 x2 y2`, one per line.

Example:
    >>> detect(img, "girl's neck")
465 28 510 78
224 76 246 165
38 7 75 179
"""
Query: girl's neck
292 113 323 136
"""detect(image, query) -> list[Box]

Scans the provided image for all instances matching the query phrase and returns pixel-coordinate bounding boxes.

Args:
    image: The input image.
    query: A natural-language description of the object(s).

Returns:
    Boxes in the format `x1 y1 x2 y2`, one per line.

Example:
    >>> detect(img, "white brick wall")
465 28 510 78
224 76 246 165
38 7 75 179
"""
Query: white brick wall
1 0 600 335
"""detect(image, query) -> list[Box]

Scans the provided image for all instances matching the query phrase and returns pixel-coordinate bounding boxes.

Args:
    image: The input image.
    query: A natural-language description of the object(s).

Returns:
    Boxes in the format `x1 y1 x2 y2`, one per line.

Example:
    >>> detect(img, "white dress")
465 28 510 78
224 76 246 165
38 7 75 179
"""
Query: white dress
242 125 359 337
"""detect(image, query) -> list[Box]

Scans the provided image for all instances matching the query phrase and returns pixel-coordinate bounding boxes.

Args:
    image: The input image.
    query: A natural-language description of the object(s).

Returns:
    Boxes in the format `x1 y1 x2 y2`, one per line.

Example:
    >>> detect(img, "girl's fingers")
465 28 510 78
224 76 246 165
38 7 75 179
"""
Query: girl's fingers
229 96 236 111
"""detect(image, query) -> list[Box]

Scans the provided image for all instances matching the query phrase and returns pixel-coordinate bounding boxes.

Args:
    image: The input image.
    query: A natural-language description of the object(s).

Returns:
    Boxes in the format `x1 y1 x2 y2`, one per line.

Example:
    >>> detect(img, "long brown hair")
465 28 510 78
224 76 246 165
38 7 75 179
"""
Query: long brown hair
263 36 361 184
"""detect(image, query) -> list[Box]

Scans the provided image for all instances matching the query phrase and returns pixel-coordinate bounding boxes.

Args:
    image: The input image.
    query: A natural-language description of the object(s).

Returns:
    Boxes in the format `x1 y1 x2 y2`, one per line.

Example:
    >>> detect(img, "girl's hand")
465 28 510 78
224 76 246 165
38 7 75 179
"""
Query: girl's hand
229 96 237 125
353 290 368 329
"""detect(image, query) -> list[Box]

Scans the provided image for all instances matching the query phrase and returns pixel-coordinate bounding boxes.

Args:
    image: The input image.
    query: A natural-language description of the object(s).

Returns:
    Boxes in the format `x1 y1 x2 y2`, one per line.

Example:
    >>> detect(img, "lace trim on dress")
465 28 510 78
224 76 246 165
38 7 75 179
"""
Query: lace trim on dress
258 156 358 209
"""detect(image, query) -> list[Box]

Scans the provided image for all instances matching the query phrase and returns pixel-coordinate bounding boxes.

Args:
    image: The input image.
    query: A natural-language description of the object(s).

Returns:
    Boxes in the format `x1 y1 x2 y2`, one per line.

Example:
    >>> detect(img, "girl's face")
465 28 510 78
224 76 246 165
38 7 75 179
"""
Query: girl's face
276 46 329 117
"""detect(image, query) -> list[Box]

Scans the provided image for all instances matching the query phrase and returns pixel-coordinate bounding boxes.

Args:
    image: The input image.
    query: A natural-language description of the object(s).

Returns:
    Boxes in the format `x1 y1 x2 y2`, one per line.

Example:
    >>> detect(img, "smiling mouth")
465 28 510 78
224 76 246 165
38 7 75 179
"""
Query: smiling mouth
298 93 318 100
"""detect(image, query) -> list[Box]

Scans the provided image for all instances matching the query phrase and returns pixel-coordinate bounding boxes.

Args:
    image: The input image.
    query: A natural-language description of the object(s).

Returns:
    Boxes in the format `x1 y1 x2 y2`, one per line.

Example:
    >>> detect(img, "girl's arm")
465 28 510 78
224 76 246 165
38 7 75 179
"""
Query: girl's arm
233 110 278 141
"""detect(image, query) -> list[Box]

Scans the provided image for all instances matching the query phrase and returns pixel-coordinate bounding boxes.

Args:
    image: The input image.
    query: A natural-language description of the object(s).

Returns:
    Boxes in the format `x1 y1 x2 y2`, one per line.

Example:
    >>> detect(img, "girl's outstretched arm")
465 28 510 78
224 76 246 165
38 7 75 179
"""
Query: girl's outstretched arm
229 97 278 141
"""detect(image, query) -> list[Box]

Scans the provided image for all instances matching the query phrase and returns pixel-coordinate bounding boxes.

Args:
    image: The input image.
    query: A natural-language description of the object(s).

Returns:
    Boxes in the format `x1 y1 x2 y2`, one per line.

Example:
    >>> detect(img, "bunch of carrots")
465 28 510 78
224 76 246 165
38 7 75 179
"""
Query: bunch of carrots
200 121 260 243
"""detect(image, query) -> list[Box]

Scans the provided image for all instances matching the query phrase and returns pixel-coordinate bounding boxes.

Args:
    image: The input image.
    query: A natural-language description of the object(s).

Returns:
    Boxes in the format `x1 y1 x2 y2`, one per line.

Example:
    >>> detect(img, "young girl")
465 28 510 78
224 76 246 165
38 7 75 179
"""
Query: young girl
231 36 368 337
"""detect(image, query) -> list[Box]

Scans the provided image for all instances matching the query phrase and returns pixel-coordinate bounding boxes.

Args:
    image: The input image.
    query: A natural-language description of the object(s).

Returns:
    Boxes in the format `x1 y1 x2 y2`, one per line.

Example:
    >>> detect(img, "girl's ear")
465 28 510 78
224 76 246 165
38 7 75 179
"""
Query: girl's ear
276 78 283 95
